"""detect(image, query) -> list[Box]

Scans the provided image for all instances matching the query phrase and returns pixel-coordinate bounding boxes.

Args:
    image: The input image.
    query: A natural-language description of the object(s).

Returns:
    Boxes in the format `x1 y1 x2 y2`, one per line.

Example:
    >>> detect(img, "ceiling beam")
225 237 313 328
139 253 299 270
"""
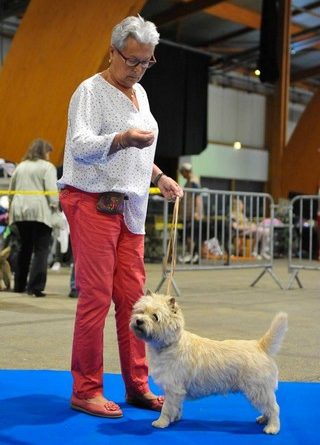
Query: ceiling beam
292 64 320 82
200 3 320 61
291 24 320 42
147 0 223 27
292 0 320 17
205 1 261 28
201 26 253 47
292 34 320 52
205 1 301 34
201 1 320 54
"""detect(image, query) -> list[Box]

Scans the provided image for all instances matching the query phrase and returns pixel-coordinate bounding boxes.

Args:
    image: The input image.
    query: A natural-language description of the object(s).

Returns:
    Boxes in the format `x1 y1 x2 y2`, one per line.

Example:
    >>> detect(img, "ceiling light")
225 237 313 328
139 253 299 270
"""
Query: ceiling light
233 141 242 150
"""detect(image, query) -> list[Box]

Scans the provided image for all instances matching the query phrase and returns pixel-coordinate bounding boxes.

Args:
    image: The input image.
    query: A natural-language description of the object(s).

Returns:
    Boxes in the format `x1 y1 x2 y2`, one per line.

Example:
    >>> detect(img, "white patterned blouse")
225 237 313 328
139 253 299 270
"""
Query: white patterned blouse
58 73 158 234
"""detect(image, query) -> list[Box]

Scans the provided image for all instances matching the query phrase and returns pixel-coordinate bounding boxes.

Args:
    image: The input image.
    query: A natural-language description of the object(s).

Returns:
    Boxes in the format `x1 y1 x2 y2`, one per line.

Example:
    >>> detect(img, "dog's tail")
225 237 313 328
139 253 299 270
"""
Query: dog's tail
258 312 288 356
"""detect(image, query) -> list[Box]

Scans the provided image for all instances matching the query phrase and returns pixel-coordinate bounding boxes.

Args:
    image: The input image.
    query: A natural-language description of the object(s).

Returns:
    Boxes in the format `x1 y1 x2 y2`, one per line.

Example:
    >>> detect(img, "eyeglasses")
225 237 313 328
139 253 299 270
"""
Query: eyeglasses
115 47 157 69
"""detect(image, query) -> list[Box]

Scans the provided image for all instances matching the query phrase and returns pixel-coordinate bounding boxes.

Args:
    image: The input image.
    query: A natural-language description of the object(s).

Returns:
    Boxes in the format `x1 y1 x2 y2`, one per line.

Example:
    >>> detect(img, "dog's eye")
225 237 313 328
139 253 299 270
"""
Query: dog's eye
152 313 159 322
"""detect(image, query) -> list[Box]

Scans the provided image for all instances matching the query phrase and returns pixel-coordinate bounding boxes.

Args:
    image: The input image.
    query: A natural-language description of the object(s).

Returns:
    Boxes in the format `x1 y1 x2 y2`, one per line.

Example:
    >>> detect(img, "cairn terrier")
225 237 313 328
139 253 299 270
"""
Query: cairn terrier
130 292 288 433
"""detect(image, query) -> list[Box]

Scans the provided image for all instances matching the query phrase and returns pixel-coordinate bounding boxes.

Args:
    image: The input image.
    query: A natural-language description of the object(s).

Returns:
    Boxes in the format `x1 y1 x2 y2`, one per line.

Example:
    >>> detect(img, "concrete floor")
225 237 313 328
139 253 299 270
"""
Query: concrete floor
0 260 319 382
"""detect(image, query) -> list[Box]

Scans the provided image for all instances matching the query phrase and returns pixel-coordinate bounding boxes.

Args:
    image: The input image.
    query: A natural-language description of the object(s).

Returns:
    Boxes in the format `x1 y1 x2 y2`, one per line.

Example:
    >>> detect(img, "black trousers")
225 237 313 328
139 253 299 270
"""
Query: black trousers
14 221 52 293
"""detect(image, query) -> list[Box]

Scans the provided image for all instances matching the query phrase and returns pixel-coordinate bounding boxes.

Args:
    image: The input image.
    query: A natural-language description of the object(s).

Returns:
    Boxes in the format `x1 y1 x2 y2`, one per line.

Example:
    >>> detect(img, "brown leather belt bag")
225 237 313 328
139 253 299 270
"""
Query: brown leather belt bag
96 191 128 215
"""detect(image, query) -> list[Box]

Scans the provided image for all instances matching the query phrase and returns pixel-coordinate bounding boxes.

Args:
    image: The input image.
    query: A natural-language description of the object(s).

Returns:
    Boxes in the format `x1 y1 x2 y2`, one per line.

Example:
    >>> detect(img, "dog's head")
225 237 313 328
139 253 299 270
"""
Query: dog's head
130 291 185 348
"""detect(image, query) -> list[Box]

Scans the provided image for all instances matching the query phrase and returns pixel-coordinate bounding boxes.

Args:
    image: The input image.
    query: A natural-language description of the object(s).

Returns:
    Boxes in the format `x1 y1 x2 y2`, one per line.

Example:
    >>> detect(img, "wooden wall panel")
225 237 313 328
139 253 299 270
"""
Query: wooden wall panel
281 89 320 197
0 0 146 165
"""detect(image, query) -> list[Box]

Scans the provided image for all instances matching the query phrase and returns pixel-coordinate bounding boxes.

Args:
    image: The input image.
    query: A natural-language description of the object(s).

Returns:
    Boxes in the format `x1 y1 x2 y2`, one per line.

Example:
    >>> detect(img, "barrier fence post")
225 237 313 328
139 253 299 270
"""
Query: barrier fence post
287 195 320 289
155 188 284 293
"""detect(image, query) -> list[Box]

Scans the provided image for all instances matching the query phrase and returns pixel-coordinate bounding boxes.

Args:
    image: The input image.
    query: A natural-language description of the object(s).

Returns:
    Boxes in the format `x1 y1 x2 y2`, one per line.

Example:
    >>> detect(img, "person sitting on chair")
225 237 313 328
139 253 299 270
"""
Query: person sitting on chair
231 197 270 259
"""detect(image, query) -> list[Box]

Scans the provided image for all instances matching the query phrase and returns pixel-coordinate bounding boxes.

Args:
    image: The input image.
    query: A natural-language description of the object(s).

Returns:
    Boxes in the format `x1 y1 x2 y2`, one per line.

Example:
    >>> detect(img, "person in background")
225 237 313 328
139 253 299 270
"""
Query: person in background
58 15 183 418
9 139 59 297
179 162 202 263
231 197 270 259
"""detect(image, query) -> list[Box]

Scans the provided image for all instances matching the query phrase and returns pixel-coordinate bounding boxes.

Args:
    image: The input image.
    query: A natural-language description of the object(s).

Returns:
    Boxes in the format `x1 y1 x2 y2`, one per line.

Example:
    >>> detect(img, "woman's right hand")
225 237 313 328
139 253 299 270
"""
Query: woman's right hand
122 129 155 149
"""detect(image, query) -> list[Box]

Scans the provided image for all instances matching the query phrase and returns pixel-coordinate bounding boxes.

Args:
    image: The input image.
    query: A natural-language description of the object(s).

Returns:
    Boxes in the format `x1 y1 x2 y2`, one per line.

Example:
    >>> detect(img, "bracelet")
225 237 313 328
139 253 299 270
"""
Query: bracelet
117 133 127 151
153 172 164 187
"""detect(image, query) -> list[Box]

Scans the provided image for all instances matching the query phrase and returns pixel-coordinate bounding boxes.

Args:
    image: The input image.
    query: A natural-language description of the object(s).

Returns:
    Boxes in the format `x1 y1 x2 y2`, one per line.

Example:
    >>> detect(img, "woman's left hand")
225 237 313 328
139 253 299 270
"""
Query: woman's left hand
157 175 184 200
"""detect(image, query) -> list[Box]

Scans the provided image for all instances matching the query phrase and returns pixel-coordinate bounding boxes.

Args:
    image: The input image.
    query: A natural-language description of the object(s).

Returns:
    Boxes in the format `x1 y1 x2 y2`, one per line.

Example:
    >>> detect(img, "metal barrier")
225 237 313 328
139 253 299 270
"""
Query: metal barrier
156 188 283 295
287 195 320 289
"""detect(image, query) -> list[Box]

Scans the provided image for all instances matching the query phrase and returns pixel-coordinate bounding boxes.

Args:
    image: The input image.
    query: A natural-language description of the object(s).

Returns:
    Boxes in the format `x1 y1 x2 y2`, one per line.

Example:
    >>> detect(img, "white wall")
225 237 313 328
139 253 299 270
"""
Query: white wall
179 83 305 185
208 84 266 149
180 143 269 182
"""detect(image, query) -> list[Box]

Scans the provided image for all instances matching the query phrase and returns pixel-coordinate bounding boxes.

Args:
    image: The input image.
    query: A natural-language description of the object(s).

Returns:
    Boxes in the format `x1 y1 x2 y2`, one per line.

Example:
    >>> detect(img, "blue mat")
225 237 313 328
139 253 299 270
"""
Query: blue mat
0 370 318 445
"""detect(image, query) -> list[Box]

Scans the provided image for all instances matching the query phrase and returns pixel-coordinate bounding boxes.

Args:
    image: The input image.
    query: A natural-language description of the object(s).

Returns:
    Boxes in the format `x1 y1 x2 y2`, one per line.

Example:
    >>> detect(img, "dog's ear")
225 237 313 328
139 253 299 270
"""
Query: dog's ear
146 289 154 297
167 297 177 313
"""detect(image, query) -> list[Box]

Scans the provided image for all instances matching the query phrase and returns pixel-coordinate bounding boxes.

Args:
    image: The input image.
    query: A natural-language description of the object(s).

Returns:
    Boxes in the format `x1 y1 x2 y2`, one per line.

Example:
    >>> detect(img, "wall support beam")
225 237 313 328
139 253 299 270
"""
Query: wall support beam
267 0 291 201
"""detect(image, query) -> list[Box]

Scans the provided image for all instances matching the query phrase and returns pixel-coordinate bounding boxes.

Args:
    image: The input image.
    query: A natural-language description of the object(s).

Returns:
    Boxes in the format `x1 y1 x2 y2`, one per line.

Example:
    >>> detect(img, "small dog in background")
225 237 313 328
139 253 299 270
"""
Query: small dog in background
130 292 288 434
0 246 11 290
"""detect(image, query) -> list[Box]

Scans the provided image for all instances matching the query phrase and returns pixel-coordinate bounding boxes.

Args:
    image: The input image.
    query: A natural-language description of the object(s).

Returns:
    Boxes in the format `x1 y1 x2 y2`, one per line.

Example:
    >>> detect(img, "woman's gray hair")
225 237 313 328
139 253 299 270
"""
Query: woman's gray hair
23 138 53 161
111 15 159 50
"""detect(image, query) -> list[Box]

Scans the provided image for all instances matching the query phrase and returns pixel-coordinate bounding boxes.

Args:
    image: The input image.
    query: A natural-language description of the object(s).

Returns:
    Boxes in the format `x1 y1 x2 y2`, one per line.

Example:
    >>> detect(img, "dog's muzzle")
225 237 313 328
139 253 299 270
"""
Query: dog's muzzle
131 318 146 337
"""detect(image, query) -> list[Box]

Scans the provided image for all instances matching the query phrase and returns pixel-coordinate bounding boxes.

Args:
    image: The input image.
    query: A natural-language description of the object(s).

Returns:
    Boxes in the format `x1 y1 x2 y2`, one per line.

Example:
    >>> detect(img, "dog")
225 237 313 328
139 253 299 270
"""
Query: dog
130 291 288 433
0 246 11 290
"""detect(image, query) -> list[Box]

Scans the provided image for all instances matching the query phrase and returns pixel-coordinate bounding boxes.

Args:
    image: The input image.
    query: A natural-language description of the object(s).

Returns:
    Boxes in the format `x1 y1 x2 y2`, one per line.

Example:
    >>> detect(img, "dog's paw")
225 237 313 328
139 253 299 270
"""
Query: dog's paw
263 423 280 435
152 418 170 428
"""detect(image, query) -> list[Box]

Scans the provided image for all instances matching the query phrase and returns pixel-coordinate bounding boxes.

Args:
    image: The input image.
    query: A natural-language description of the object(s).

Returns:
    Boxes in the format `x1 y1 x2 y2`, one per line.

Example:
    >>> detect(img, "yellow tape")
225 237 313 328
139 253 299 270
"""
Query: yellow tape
149 187 161 195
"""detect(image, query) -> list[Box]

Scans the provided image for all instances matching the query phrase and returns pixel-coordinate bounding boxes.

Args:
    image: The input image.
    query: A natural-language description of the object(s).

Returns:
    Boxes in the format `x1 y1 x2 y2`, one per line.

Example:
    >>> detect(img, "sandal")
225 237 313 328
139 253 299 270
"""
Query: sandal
125 393 164 411
71 394 123 418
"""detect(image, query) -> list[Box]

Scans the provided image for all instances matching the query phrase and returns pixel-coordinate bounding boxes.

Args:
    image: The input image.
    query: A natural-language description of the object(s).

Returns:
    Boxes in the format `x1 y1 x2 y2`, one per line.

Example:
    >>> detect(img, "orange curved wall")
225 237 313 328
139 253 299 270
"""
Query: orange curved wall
281 89 320 197
0 0 146 166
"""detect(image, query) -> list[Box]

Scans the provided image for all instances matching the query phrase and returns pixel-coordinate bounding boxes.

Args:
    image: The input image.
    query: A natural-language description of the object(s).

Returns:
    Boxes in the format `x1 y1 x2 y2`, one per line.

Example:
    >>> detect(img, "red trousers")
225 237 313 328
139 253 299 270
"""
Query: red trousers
60 187 149 399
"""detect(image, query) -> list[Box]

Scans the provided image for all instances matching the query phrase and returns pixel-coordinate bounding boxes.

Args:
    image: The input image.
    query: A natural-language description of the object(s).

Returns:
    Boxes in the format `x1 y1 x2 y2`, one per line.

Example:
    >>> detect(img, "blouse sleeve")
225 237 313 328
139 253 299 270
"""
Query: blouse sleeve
68 85 117 162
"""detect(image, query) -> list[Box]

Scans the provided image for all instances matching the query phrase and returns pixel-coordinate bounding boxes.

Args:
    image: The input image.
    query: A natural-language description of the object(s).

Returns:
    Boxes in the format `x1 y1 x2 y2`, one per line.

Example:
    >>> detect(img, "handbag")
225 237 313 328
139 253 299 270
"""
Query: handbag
51 209 65 230
96 192 128 215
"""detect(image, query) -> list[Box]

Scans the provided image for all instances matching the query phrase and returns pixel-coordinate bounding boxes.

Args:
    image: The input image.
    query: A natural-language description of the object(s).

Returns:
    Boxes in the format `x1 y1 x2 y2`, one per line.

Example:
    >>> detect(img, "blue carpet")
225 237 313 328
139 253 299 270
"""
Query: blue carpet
0 370 318 445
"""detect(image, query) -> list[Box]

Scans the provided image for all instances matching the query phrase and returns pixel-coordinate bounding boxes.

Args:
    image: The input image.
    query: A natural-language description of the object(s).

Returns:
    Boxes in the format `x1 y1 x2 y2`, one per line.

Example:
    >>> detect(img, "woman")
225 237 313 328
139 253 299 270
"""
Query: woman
231 197 270 259
9 139 59 296
58 16 183 418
